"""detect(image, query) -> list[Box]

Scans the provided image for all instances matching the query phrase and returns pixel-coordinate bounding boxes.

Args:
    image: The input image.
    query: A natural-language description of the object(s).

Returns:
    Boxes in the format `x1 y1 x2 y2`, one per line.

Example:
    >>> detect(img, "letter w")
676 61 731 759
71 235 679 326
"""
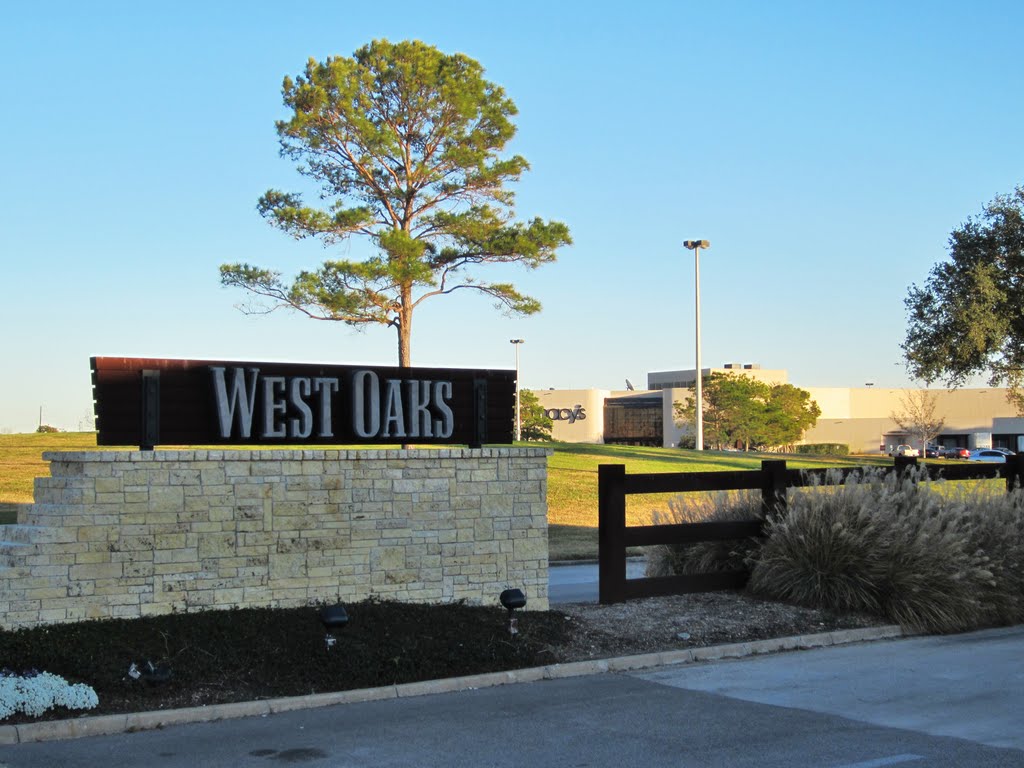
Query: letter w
211 367 260 438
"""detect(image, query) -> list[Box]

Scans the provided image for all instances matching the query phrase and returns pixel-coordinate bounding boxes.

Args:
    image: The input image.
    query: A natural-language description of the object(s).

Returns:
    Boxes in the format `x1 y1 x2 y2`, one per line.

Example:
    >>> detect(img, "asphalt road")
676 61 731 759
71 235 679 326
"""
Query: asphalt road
1 626 1021 767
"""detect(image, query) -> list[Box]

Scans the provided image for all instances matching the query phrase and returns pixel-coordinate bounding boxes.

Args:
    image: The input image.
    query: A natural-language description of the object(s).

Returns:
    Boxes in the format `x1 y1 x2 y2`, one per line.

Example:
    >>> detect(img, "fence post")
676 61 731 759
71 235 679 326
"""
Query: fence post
760 460 788 518
598 464 627 604
1007 453 1024 493
894 455 917 480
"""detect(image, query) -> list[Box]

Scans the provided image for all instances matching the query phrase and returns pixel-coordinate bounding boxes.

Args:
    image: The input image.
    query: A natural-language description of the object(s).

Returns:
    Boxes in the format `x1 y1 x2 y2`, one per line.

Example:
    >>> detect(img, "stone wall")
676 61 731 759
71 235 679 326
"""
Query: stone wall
0 448 550 630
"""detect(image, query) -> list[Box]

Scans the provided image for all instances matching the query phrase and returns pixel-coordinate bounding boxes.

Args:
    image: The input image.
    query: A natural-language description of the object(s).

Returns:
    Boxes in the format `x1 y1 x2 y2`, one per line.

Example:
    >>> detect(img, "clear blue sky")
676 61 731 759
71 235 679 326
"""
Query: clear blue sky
2 1 1022 433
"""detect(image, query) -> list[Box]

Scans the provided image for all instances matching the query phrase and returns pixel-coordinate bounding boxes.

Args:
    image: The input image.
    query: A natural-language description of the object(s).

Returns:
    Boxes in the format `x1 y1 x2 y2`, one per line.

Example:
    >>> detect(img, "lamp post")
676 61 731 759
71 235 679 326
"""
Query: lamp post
510 339 524 442
683 240 710 451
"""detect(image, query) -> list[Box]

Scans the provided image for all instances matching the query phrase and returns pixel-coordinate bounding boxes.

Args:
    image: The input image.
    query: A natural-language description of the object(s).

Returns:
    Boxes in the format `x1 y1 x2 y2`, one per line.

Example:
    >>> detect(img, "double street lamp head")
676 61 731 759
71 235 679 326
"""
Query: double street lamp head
683 240 710 250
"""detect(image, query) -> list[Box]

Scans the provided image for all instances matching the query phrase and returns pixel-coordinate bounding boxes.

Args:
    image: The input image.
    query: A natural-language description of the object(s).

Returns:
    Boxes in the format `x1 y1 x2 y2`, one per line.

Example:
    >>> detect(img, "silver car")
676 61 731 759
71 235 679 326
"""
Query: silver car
967 449 1007 463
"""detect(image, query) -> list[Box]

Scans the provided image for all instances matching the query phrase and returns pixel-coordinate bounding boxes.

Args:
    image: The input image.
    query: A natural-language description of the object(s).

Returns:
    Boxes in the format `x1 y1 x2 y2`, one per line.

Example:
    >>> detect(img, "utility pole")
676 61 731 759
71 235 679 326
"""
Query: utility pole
510 339 524 442
683 240 710 450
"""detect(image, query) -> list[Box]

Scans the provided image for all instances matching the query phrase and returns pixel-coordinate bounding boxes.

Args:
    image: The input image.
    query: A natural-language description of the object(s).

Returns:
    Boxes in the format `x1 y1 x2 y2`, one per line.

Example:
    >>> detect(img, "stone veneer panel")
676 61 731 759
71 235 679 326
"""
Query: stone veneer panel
0 448 550 629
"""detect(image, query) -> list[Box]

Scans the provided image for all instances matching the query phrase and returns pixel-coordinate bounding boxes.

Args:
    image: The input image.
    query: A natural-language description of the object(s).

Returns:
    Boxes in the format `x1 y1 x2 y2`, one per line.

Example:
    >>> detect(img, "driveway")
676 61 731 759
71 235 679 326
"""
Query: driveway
548 558 646 604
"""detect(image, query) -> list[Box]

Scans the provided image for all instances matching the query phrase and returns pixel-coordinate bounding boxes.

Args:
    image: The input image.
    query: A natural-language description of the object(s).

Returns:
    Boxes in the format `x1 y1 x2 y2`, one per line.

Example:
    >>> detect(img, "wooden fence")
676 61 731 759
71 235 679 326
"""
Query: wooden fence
597 454 1024 604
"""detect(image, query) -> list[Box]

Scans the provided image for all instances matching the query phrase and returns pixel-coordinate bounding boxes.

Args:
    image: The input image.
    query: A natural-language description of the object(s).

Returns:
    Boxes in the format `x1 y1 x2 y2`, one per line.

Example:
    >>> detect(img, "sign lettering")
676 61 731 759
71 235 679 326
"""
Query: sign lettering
545 405 587 424
213 367 455 441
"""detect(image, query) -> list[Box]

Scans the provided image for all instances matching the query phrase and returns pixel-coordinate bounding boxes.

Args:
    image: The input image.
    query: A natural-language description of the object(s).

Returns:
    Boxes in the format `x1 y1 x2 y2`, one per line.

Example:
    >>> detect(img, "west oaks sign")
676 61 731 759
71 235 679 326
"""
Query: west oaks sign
91 357 515 449
210 367 455 441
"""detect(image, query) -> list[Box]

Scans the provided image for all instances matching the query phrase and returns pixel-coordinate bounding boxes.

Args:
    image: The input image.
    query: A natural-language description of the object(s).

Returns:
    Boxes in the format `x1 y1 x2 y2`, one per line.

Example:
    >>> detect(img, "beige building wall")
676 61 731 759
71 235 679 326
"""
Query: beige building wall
803 387 1024 453
661 388 690 448
534 389 610 443
534 379 1024 455
648 365 788 390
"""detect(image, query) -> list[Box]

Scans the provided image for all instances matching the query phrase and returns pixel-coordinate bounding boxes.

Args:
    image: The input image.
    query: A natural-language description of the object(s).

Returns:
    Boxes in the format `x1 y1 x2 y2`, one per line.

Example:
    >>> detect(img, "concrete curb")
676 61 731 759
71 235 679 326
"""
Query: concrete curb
0 624 904 745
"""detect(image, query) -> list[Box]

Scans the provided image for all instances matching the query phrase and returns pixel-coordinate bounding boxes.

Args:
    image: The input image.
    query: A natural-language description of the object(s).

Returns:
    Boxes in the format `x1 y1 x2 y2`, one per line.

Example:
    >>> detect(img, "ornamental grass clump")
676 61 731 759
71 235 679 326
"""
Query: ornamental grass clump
645 491 763 577
747 468 1024 633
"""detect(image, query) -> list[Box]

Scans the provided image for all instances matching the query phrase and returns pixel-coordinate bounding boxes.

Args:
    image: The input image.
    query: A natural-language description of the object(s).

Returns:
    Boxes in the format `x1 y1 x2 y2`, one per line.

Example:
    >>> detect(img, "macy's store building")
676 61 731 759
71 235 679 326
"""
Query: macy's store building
533 364 1024 455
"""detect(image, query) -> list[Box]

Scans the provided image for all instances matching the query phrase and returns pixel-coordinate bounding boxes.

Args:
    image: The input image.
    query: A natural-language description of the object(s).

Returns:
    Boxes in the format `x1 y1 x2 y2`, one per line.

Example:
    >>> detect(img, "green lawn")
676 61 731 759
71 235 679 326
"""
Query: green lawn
0 435 895 557
0 432 104 506
545 442 891 528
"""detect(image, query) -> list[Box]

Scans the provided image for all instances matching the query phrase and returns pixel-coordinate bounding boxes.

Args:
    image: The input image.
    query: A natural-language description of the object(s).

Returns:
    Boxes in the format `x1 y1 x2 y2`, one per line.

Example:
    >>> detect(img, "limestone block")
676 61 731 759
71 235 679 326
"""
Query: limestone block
69 562 123 580
371 546 406 571
513 536 548 562
153 547 198 565
198 533 237 559
270 552 307 580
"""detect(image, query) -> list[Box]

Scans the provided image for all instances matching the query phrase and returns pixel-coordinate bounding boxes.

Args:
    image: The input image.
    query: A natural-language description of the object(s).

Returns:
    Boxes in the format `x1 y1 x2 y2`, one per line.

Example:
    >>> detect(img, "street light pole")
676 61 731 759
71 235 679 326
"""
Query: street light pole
510 339 524 442
683 240 710 451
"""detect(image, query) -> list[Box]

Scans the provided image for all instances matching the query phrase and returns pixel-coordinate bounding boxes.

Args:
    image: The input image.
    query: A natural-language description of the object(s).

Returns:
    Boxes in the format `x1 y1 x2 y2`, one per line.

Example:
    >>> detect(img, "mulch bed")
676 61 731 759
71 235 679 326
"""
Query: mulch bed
0 600 571 723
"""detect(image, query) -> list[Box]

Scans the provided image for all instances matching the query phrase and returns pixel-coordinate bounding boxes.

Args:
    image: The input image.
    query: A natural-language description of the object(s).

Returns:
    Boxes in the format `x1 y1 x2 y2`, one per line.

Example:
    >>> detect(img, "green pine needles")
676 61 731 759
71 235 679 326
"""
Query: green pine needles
221 39 571 366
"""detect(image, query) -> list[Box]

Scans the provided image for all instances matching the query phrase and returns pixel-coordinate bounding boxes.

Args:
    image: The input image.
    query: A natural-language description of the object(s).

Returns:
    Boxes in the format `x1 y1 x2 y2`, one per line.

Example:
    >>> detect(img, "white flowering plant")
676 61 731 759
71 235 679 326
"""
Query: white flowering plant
0 668 99 720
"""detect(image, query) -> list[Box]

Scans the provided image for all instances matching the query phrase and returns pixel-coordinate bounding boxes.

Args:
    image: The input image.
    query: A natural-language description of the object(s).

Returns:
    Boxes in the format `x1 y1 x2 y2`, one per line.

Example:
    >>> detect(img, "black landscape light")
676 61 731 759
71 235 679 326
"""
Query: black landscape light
319 604 349 650
499 588 526 636
129 660 172 685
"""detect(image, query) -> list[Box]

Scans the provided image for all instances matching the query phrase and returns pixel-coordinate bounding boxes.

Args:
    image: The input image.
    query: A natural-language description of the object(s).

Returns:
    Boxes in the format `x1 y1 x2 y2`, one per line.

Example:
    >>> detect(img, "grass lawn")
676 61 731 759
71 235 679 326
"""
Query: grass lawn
0 434 896 556
545 442 892 526
0 432 107 512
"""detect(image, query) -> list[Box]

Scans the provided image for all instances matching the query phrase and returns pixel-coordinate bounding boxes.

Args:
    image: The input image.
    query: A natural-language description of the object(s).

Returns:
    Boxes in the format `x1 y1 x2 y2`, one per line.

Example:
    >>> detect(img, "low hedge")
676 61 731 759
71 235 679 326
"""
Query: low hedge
794 443 849 456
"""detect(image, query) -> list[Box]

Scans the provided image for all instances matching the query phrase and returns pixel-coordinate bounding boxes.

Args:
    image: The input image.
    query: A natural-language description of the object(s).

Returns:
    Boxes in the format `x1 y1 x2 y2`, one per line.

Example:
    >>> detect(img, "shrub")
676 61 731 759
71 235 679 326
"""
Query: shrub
793 443 849 456
35 425 59 434
645 491 762 577
0 670 98 720
747 468 1024 633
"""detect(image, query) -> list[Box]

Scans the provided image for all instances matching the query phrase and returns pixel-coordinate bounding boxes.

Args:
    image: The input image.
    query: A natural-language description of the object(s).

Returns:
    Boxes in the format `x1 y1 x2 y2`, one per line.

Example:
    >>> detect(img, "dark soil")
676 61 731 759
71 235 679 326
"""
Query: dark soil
0 594 885 724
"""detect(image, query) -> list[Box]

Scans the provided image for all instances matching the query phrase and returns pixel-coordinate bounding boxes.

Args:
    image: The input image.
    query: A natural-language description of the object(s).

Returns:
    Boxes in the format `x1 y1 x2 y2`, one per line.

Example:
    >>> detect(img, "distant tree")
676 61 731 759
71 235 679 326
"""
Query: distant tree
221 39 571 367
36 424 59 433
674 373 820 451
903 186 1024 410
518 389 552 441
890 389 945 455
674 373 767 450
762 384 821 449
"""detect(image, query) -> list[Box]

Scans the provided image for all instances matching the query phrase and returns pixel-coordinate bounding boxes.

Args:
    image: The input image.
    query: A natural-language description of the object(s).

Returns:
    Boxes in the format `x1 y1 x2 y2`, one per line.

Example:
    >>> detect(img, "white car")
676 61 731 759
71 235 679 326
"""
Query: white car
967 449 1007 463
890 445 920 457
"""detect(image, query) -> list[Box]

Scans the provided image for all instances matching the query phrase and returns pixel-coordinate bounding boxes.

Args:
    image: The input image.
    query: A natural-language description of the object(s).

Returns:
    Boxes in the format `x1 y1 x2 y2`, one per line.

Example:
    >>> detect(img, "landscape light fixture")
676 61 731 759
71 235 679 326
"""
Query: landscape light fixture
499 588 526 636
683 240 710 451
129 660 172 685
319 603 349 650
510 340 525 442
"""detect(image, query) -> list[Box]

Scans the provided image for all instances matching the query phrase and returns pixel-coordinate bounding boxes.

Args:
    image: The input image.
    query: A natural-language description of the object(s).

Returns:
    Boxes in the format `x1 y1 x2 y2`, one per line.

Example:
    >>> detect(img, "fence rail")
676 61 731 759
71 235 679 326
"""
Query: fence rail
598 454 1024 604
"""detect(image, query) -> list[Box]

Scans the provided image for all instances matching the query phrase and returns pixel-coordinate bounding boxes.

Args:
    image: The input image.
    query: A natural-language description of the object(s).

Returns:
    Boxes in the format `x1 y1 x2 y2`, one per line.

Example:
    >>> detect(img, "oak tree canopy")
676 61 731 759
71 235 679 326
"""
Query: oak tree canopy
903 186 1024 410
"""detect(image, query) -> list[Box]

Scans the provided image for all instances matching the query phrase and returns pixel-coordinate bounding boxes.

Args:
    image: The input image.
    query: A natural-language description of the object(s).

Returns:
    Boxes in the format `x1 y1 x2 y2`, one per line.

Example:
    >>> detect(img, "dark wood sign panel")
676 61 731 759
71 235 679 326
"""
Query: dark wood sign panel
91 357 515 448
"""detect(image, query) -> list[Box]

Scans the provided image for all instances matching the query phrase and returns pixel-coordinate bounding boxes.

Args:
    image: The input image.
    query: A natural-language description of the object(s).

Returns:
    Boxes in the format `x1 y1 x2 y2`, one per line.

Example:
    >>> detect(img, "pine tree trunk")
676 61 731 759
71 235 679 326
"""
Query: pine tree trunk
397 287 412 368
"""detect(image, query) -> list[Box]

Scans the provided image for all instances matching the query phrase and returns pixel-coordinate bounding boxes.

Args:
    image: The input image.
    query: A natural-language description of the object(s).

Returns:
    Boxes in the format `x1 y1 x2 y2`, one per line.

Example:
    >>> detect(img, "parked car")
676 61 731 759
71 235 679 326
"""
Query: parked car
989 447 1016 456
924 445 941 458
889 444 920 457
967 449 1007 463
942 447 970 459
